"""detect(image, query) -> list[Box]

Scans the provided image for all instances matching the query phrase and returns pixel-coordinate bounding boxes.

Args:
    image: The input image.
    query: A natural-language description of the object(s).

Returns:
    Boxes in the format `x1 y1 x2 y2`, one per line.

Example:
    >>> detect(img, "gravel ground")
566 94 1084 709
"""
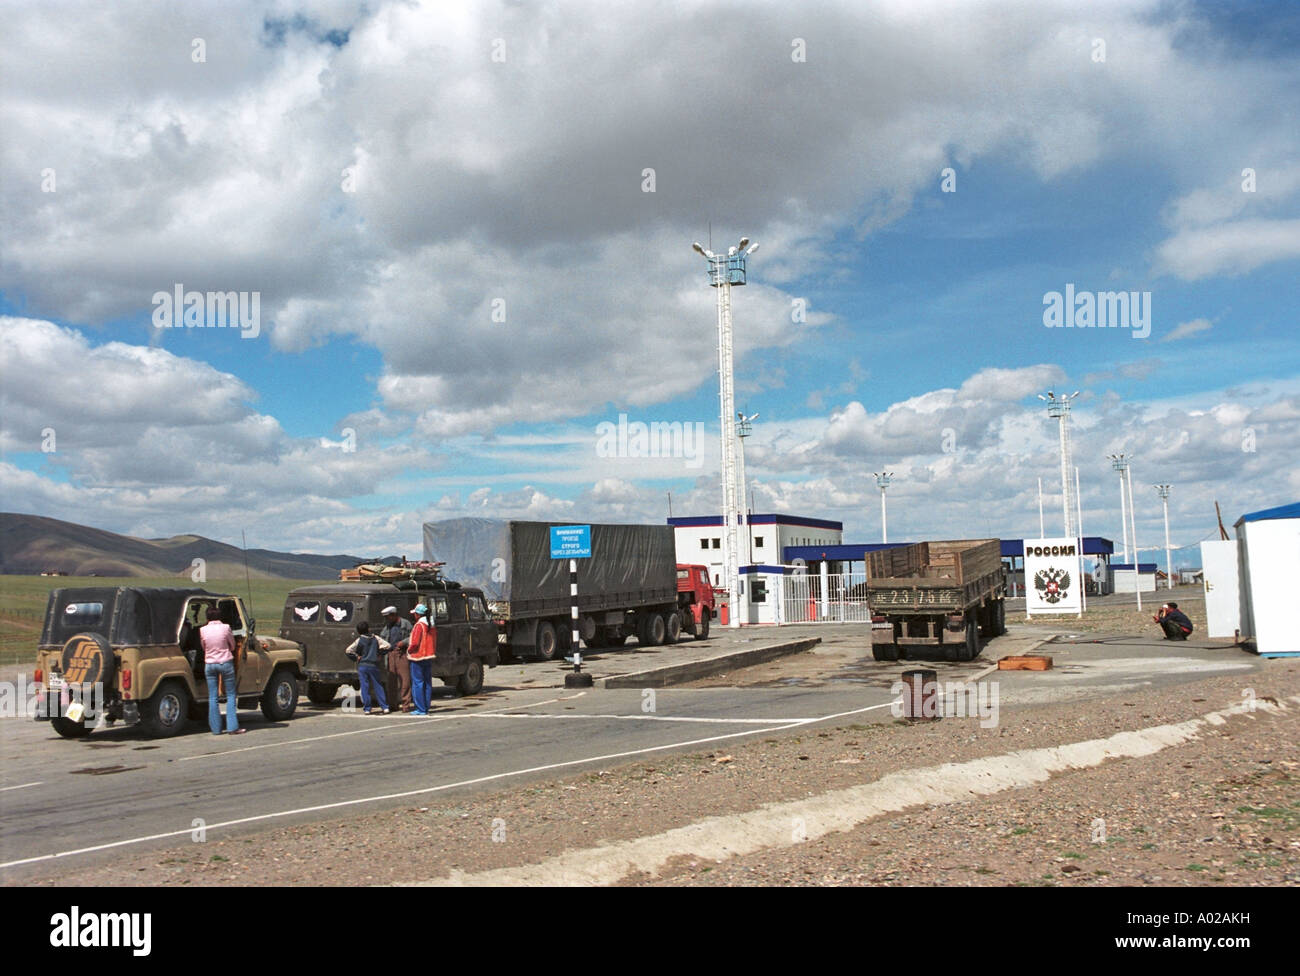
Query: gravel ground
20 658 1296 887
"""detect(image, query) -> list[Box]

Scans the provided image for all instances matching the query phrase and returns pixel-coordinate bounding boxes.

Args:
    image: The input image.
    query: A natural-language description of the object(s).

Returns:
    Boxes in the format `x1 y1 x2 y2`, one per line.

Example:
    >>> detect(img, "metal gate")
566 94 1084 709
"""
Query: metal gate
781 571 872 623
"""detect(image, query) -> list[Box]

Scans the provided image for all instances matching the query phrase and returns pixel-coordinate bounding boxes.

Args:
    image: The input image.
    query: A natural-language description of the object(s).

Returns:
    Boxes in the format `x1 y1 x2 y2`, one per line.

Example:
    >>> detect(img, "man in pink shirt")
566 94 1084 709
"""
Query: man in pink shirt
200 606 245 735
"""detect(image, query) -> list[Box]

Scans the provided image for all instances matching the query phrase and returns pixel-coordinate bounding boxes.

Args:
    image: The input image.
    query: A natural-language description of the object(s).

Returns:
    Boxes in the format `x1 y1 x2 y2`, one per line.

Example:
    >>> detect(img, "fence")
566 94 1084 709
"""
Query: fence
780 571 873 624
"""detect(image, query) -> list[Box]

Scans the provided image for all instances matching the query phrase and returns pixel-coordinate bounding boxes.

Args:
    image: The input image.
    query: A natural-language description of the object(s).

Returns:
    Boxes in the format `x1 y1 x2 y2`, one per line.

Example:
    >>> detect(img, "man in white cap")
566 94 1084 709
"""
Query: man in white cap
378 605 413 711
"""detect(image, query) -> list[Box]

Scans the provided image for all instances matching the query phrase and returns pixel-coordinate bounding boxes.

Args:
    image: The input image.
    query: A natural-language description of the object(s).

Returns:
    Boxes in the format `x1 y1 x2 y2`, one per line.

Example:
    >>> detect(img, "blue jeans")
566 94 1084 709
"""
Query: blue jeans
410 658 434 714
205 660 239 734
358 663 388 712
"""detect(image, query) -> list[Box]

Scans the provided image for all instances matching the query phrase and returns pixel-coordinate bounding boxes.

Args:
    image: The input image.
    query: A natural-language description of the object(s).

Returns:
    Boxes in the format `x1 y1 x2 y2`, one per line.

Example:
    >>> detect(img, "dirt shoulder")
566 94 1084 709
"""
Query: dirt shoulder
20 659 1297 887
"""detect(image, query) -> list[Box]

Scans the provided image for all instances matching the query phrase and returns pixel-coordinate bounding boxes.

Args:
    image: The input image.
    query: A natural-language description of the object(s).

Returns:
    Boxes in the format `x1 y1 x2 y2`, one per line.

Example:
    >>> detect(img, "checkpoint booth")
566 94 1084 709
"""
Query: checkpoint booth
1235 501 1300 658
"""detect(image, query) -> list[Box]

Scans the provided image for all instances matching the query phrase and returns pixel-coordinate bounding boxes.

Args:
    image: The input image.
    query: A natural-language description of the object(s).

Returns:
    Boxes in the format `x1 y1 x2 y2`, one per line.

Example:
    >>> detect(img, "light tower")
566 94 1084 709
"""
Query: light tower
737 411 758 563
1155 483 1173 590
1038 391 1080 538
1108 453 1131 561
873 471 893 543
1108 452 1141 611
693 236 758 627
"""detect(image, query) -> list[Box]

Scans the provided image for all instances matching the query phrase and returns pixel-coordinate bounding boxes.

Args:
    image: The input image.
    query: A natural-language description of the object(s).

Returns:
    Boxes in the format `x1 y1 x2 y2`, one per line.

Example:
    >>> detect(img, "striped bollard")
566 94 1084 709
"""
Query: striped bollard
565 558 593 687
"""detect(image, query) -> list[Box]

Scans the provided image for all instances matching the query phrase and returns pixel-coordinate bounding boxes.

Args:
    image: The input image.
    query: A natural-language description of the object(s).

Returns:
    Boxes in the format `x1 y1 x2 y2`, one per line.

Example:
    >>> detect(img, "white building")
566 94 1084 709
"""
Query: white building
1111 561 1157 593
668 513 844 587
1235 501 1300 657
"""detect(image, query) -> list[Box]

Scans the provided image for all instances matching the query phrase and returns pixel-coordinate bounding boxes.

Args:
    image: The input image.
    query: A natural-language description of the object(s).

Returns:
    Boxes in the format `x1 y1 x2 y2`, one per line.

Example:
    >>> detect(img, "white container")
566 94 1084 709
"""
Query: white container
1200 540 1240 639
1235 502 1300 657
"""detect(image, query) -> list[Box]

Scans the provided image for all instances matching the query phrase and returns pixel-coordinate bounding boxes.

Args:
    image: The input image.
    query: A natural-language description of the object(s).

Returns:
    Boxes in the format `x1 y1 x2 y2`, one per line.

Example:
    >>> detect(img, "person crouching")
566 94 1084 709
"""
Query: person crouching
1154 602 1193 641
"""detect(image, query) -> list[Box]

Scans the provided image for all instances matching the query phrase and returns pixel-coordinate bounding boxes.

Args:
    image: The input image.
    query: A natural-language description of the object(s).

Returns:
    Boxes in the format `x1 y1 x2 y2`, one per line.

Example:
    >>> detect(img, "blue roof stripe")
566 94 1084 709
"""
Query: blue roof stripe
1235 501 1300 525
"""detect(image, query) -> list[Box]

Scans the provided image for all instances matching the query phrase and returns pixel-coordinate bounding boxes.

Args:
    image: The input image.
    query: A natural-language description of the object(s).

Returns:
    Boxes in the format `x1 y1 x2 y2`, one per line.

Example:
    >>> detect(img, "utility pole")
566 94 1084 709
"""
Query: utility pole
1155 484 1173 590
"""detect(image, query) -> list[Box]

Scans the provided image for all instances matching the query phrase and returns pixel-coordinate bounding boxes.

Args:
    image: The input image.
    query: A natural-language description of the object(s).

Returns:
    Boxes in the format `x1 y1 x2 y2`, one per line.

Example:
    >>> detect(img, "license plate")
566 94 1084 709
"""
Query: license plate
47 676 66 691
872 622 892 630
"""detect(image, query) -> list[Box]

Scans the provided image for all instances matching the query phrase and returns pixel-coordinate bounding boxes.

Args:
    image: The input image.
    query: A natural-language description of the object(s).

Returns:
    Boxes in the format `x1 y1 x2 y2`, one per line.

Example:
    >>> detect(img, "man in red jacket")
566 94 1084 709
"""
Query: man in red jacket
407 604 437 715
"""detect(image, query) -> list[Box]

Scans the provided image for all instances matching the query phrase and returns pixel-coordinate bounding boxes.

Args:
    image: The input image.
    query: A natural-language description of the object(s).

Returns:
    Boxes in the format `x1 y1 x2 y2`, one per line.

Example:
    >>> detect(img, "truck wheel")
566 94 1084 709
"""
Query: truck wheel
963 615 979 661
141 679 191 738
306 681 340 706
261 669 298 722
642 613 666 646
871 643 899 662
456 659 485 696
51 716 91 739
663 611 681 643
695 613 710 640
535 621 559 661
993 599 1006 636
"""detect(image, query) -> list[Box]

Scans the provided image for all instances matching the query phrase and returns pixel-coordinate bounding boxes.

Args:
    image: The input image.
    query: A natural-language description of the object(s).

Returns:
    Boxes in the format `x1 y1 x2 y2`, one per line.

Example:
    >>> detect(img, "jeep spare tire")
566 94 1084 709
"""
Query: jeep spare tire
60 632 115 689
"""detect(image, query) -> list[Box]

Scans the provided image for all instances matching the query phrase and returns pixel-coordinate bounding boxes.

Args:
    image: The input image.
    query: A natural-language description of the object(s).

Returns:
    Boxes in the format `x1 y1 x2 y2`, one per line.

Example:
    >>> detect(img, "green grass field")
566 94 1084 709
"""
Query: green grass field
0 575 317 667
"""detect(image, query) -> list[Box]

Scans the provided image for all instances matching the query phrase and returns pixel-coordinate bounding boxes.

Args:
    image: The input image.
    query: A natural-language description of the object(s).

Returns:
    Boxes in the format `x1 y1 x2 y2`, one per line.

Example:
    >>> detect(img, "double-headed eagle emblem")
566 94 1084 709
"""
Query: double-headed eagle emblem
1034 566 1071 604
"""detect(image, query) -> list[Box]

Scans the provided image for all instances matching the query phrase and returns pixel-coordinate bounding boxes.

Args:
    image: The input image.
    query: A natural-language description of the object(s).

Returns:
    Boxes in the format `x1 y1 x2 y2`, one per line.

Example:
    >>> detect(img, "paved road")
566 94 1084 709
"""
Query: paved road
0 626 1263 882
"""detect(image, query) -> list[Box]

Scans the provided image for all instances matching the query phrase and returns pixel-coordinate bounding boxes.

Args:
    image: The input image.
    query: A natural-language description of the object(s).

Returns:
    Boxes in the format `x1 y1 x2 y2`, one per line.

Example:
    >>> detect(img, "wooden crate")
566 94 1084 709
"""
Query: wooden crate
926 539 1001 584
867 542 928 579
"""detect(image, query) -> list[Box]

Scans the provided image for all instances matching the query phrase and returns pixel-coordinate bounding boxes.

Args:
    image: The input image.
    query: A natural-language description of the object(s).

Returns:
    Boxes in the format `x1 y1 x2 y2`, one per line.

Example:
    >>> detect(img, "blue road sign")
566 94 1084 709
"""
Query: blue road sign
550 524 592 559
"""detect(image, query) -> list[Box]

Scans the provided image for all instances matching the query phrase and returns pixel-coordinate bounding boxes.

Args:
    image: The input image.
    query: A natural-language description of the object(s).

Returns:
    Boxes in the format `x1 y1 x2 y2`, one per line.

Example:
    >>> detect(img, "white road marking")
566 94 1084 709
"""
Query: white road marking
471 713 821 725
0 717 813 870
176 692 585 762
0 782 42 792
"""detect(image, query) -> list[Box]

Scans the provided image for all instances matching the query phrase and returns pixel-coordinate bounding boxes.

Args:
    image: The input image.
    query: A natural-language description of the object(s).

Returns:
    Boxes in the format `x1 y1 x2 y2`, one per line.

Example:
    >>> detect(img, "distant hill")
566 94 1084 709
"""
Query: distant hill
0 513 385 580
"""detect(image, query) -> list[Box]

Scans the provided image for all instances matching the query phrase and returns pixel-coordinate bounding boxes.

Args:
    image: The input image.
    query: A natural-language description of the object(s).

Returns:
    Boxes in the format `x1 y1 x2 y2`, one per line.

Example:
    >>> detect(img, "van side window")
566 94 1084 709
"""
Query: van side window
324 601 354 625
433 596 450 623
468 596 487 621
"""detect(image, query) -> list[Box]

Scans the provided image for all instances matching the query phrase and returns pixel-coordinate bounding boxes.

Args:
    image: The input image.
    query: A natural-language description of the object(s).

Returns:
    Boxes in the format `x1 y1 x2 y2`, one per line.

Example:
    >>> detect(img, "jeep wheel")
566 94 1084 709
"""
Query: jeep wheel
51 716 90 739
306 681 340 705
141 679 190 738
456 659 485 696
261 669 299 722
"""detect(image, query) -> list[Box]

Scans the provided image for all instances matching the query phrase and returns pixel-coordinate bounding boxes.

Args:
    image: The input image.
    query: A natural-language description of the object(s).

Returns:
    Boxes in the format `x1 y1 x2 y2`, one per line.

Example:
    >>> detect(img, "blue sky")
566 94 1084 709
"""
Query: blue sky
1 0 1297 565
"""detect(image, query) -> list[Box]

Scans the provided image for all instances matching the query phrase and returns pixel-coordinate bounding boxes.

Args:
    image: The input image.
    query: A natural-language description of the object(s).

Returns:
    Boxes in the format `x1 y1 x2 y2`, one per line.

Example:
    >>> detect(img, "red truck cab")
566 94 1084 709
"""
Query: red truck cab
675 564 715 639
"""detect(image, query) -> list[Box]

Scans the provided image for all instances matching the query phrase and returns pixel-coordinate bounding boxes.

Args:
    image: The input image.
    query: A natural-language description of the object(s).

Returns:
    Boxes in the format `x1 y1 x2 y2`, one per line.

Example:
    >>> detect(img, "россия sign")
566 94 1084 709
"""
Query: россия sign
550 524 592 559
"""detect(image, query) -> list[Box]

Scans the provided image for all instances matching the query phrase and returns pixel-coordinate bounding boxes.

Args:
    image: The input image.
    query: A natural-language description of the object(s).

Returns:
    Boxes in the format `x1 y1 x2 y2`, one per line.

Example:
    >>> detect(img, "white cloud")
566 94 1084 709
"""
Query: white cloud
1161 318 1213 343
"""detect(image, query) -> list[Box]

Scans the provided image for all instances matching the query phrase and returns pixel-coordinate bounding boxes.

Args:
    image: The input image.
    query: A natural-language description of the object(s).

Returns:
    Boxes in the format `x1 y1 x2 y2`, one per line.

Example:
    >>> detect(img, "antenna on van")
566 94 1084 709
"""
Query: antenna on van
241 529 254 610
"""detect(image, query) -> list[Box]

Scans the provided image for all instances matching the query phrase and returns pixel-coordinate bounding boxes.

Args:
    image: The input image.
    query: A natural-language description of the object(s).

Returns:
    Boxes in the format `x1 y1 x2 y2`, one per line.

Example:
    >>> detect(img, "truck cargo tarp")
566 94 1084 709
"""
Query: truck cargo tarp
423 519 676 614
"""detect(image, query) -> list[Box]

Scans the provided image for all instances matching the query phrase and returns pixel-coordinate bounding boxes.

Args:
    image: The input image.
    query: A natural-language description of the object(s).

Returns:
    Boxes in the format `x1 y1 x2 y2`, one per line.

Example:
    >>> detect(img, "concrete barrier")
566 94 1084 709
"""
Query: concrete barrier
601 637 821 689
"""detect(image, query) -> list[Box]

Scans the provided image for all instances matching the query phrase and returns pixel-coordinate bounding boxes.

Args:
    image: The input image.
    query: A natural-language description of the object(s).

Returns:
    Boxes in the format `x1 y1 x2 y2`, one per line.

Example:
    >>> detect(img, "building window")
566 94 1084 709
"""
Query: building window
712 538 720 549
700 538 709 549
754 536 764 548
752 579 767 603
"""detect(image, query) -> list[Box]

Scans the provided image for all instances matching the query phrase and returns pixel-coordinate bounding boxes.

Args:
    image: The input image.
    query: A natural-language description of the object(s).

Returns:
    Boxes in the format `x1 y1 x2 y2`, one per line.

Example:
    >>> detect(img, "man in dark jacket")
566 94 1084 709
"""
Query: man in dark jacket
378 605 413 712
345 621 391 714
1155 602 1193 640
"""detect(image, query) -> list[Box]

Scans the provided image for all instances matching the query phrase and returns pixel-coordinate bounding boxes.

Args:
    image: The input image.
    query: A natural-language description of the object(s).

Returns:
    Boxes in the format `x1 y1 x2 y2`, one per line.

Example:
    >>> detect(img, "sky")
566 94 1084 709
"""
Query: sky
1 0 1297 568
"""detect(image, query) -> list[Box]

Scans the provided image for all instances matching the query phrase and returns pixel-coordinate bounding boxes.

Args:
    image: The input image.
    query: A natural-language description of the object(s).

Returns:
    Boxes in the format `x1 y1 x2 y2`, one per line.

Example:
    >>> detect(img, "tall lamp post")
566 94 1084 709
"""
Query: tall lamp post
1109 453 1141 612
693 236 758 628
1155 484 1173 590
873 471 893 543
1039 391 1080 538
1108 453 1131 562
